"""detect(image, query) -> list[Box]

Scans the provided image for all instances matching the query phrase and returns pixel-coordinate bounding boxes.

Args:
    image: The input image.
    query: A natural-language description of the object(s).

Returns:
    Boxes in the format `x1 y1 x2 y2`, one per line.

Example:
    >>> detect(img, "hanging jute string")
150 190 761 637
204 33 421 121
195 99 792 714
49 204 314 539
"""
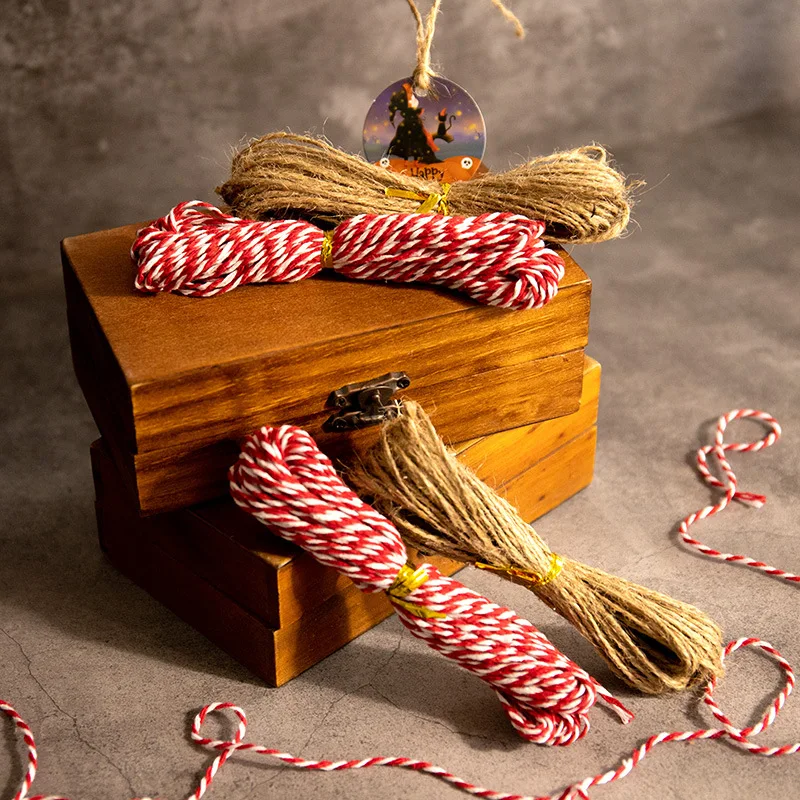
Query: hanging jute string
217 133 637 245
406 0 525 94
351 401 724 695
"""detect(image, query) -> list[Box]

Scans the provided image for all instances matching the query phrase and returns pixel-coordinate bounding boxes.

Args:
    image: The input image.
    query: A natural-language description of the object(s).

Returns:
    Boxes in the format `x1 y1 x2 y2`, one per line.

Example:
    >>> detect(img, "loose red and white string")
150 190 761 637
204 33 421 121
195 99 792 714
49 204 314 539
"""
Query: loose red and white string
677 409 797 581
131 201 565 310
2 637 796 800
4 409 798 799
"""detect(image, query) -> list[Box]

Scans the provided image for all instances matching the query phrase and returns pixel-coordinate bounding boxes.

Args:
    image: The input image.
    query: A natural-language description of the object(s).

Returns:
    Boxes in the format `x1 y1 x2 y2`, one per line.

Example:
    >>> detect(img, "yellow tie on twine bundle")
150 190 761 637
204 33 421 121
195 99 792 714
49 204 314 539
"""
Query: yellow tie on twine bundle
351 401 724 696
320 229 336 268
387 563 446 618
476 552 564 588
385 184 451 214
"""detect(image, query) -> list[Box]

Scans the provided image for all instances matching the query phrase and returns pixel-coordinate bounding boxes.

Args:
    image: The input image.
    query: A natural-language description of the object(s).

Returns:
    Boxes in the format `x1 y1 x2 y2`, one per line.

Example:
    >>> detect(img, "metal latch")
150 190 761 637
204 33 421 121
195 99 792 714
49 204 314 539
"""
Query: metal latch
323 372 411 432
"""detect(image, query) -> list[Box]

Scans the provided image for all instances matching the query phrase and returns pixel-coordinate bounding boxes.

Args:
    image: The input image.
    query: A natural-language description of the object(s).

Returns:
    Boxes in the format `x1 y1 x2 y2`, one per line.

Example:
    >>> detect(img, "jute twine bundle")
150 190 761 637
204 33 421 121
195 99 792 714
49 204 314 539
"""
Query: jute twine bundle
217 132 638 245
352 401 724 695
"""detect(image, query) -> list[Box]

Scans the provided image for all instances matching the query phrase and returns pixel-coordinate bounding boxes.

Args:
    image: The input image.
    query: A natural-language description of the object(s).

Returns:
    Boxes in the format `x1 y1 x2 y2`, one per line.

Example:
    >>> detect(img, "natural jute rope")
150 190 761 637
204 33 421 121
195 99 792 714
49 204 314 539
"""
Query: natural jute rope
352 401 724 695
216 132 638 245
405 0 524 94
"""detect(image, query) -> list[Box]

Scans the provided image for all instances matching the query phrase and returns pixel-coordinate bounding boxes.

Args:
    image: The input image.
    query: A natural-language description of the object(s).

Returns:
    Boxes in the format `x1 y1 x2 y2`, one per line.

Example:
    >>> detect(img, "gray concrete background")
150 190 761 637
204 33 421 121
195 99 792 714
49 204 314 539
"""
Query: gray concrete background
2 2 800 799
2 0 800 280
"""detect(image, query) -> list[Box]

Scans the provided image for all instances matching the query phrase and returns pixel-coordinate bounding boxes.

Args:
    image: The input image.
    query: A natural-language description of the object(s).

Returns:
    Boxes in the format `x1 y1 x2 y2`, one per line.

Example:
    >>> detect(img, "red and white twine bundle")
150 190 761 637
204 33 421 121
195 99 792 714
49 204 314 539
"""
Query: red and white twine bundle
4 410 798 800
131 201 565 310
229 423 632 745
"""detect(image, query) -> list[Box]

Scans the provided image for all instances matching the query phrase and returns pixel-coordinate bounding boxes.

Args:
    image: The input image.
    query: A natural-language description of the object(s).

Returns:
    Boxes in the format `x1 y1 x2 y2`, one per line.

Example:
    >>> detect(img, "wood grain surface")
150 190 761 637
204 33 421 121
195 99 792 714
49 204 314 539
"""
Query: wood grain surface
63 222 591 514
456 357 601 485
90 356 600 685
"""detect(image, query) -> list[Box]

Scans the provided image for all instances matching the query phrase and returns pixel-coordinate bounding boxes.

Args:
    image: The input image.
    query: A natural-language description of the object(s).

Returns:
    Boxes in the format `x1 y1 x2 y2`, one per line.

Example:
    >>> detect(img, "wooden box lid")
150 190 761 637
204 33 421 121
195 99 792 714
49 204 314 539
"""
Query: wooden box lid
63 222 591 514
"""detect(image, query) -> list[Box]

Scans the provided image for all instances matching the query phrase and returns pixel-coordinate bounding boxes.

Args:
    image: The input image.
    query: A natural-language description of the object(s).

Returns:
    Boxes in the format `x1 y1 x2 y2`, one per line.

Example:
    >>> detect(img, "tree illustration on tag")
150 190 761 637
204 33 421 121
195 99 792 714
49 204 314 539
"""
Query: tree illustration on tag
363 77 486 182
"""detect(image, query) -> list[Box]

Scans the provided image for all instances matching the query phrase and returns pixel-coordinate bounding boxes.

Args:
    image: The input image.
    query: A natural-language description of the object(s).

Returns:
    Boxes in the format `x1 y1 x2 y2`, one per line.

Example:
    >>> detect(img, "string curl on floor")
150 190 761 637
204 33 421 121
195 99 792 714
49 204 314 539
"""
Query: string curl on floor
3 637 797 800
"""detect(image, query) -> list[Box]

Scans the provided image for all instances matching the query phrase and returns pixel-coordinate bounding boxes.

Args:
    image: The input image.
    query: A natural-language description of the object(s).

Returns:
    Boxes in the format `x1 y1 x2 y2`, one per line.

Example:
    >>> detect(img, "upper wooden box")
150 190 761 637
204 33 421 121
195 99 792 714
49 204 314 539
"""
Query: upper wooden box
63 222 591 515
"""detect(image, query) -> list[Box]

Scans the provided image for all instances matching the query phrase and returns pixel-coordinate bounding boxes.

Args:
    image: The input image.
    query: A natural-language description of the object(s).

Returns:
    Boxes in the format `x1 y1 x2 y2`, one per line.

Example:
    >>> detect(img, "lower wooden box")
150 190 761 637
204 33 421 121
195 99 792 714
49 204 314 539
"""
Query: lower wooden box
92 357 601 686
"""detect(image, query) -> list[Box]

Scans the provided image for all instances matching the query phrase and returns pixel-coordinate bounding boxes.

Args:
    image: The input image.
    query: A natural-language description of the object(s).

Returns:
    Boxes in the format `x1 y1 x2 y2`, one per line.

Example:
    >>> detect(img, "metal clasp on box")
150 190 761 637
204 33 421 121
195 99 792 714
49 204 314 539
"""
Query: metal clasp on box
324 372 411 432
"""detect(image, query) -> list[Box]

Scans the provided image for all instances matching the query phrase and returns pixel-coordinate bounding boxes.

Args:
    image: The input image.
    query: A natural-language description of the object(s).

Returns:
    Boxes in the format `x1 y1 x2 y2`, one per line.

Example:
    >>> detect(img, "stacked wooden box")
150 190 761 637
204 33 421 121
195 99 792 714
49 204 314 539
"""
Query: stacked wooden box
63 220 601 685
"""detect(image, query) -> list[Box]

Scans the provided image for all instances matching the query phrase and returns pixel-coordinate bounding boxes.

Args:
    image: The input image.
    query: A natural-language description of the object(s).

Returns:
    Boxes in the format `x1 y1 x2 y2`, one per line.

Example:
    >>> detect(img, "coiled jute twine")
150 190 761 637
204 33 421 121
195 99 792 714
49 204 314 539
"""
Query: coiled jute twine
351 401 724 695
215 1 636 245
216 132 639 245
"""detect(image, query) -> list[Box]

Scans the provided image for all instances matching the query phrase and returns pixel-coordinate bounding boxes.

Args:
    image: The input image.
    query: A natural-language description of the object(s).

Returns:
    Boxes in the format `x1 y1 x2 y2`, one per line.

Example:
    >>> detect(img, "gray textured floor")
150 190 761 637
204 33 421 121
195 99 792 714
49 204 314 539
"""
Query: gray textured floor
1 108 799 799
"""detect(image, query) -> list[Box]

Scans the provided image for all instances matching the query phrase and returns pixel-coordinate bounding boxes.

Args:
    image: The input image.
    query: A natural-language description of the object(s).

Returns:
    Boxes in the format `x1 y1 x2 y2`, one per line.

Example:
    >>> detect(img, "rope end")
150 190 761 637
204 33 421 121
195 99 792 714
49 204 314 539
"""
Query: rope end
595 687 635 725
733 491 767 508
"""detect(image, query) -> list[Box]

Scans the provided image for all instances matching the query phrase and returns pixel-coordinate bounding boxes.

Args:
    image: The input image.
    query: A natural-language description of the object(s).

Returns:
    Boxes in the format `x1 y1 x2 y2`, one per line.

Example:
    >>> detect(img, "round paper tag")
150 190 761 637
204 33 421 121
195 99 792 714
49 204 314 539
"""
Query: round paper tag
363 77 486 183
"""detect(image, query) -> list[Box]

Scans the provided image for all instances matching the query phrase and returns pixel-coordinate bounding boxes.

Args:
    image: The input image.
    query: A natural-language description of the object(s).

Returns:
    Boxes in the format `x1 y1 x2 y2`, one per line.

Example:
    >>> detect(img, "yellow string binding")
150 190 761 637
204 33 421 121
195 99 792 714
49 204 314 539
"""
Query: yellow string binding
384 184 451 215
320 229 335 268
475 553 564 589
387 564 446 619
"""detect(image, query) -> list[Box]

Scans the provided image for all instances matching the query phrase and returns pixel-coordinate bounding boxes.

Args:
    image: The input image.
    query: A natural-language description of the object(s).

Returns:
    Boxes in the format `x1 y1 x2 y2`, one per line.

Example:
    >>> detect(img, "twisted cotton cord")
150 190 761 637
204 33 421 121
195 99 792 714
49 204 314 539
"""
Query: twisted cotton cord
217 133 637 244
3 637 797 800
678 409 797 580
229 423 631 745
0 699 41 800
132 201 565 310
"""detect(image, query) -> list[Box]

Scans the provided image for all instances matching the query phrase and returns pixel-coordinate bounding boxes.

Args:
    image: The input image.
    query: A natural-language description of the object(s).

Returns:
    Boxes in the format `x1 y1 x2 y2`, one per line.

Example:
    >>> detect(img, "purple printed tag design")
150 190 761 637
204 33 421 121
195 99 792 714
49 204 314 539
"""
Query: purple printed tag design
363 77 486 183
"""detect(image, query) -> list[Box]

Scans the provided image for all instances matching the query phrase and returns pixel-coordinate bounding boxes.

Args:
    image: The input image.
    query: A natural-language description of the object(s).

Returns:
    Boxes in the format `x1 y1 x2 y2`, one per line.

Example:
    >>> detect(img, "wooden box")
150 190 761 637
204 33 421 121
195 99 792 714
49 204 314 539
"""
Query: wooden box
91 357 601 685
63 222 592 515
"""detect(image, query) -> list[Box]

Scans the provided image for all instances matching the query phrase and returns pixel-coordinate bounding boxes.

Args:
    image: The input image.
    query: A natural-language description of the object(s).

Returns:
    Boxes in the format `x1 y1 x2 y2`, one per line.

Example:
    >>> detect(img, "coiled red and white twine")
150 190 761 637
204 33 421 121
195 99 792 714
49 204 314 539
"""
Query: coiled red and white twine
3 409 799 800
229 423 632 745
131 201 565 310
